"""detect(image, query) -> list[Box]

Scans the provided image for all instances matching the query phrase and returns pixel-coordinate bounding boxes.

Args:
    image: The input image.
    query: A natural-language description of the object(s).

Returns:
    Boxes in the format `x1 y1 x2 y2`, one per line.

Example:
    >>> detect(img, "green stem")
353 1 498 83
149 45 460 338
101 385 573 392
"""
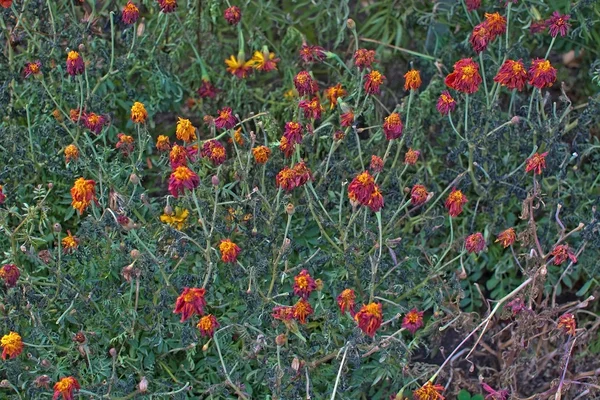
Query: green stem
479 53 490 108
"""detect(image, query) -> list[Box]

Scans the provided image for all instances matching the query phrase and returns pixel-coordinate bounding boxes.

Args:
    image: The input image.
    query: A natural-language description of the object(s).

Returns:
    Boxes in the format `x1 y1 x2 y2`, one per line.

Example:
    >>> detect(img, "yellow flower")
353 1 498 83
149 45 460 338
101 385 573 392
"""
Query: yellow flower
249 50 279 72
225 55 253 78
160 207 189 230
1 331 24 360
131 101 147 123
176 117 197 143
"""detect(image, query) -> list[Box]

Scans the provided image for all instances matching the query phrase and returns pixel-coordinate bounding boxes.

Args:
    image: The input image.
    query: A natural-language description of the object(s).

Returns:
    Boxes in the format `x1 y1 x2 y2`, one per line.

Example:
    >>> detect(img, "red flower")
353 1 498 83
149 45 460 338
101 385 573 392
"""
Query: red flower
404 70 422 91
465 232 486 254
436 91 457 115
168 166 199 197
292 161 312 187
197 314 219 337
0 185 5 204
66 51 84 76
337 289 356 316
484 12 507 37
293 269 317 299
364 70 385 95
355 302 383 337
284 121 303 145
0 0 12 8
169 144 188 168
465 0 480 11
370 155 384 174
404 148 420 165
53 377 80 400
495 228 516 248
348 171 376 205
557 313 576 335
201 140 226 166
445 58 482 94
157 0 177 13
402 308 424 334
198 79 219 98
70 178 96 214
525 151 548 175
445 188 468 217
116 133 135 156
529 20 547 34
367 187 384 212
413 381 445 400
279 136 295 158
546 11 570 38
470 23 492 54
219 239 241 263
383 112 403 140
528 59 556 89
340 110 354 127
299 44 326 63
506 298 526 316
550 244 577 265
272 306 294 321
174 287 206 322
214 107 237 129
224 5 241 25
294 71 318 96
410 184 429 206
293 298 314 324
298 97 324 120
83 112 106 134
0 264 20 288
353 48 376 70
494 59 528 91
122 1 139 24
23 60 41 78
276 166 297 191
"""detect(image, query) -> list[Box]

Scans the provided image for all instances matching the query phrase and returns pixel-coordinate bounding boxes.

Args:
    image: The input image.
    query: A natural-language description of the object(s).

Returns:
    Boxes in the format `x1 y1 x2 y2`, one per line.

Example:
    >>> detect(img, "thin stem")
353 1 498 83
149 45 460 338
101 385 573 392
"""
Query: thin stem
544 36 556 60
330 346 349 400
479 53 490 108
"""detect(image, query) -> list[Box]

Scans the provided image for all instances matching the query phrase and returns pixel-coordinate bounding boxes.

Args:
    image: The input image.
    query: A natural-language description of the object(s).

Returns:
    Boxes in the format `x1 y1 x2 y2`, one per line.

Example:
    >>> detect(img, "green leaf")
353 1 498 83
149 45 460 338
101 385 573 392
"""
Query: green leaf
457 389 472 400
576 279 594 296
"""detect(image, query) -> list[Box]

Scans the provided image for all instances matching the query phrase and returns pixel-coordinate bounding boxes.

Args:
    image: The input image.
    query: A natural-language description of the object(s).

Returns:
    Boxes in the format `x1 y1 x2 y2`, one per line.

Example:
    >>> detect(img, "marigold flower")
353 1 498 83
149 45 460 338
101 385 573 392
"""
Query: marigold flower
225 54 253 78
340 110 354 127
0 264 19 288
168 166 199 197
156 135 171 152
158 0 177 13
557 313 576 336
484 12 507 37
272 306 294 321
445 58 482 94
176 117 197 142
219 239 241 263
276 166 297 191
66 51 84 76
525 151 548 175
413 381 445 400
130 101 147 123
116 133 135 156
355 302 383 337
224 5 241 25
299 97 324 120
334 130 345 141
354 48 376 69
61 230 79 254
529 20 547 34
231 128 244 146
493 59 528 91
348 171 375 204
404 69 422 90
445 188 468 217
293 298 313 324
465 232 486 254
292 161 313 186
52 109 63 122
294 71 318 96
122 1 139 24
252 146 271 164
402 309 424 334
71 177 96 214
83 112 106 134
53 376 80 400
169 144 188 168
550 244 577 265
64 144 79 163
284 121 303 145
325 83 346 109
174 287 206 322
160 207 189 230
364 70 385 95
249 50 279 72
506 298 526 316
70 108 82 123
370 155 384 174
465 0 480 11
436 91 456 115
214 107 237 130
495 228 516 248
411 184 429 206
279 136 295 158
547 11 570 38
1 331 23 360
337 289 356 316
528 59 556 89
470 23 492 54
383 112 403 140
201 140 226 166
197 314 219 337
404 148 420 165
198 79 219 99
23 60 41 78
293 270 317 299
299 44 326 63
367 186 384 212
0 0 12 8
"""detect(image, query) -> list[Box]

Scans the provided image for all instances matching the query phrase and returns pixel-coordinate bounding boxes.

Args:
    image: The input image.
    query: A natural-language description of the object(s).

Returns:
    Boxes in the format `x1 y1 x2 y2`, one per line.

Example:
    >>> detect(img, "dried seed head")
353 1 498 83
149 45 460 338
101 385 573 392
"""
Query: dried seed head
347 18 356 30
130 249 140 259
53 223 62 232
129 173 140 185
275 333 287 346
211 175 220 186
139 376 149 393
286 203 295 215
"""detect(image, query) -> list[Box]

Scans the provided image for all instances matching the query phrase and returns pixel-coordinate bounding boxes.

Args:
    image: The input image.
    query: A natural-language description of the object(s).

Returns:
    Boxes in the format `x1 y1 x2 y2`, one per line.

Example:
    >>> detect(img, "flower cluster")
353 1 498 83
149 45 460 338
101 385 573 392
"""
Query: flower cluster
348 171 384 212
469 12 506 54
275 161 313 192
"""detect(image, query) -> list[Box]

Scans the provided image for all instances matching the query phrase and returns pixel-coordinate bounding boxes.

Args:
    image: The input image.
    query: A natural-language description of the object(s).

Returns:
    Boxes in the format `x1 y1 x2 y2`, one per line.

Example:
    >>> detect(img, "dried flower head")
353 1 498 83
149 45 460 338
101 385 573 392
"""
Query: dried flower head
299 97 324 120
354 48 376 69
252 146 271 164
550 244 577 265
272 306 294 322
214 107 237 130
465 0 480 11
465 232 486 254
337 289 356 316
64 144 79 163
402 309 424 334
130 101 147 123
484 12 507 37
445 188 468 217
225 55 253 79
198 314 219 337
410 184 429 206
364 70 386 95
61 231 79 254
168 166 199 197
198 79 219 99
404 148 421 165
293 270 317 299
122 1 139 24
278 136 295 158
219 239 241 263
547 11 570 38
495 228 516 248
482 382 509 400
528 59 556 89
325 83 346 109
224 5 241 25
445 58 482 94
525 152 549 175
1 332 23 360
557 313 576 336
368 186 384 212
355 302 383 337
348 171 376 205
383 112 403 140
176 118 197 142
276 166 297 191
156 135 171 152
66 51 84 76
174 287 206 322
116 133 134 156
292 298 313 324
529 20 547 34
169 144 188 168
494 59 528 91
0 264 20 288
294 71 318 96
370 155 384 174
53 376 80 400
436 91 457 115
284 121 303 145
470 23 492 54
404 69 422 90
299 44 327 64
71 177 96 214
160 207 189 230
158 0 177 13
413 381 445 400
201 140 226 166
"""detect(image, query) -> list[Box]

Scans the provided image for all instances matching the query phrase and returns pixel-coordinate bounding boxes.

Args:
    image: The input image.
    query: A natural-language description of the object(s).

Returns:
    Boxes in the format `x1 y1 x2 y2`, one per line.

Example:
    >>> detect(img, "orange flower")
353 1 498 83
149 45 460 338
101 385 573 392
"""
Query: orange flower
364 70 385 95
0 264 19 287
465 232 485 254
367 186 384 212
61 230 79 254
413 381 445 400
276 166 297 191
219 239 241 263
370 155 384 174
66 51 84 76
337 289 356 316
294 71 318 96
298 97 324 120
355 302 383 337
156 135 171 151
404 148 420 165
445 58 482 94
130 101 147 123
53 376 80 400
122 1 139 24
200 140 226 166
70 177 96 214
348 171 375 204
23 60 41 78
444 188 468 217
436 91 456 115
272 306 294 322
197 314 219 337
292 298 313 324
383 112 403 140
176 118 197 142
70 108 82 122
484 12 507 37
410 184 429 206
402 308 424 334
494 59 528 91
525 152 548 175
550 244 577 266
340 110 354 127
168 166 199 197
1 331 23 360
249 49 279 72
64 144 79 163
173 287 206 322
354 48 376 70
169 144 188 167
325 83 346 109
83 112 106 134
495 228 516 248
404 70 422 91
252 146 271 164
116 133 135 156
469 23 491 54
233 127 244 145
557 313 576 336
528 59 556 89
293 269 317 299
158 0 177 13
225 55 253 79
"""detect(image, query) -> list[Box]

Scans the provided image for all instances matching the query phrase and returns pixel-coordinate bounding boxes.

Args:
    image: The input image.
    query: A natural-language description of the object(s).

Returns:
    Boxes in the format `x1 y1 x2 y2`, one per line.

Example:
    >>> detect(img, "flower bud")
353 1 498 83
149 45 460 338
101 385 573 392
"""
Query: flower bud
20 244 27 253
130 249 140 259
510 116 520 125
138 376 149 393
129 173 140 185
40 359 51 368
315 279 324 291
275 333 287 346
291 357 301 372
163 205 173 216
47 182 54 189
109 348 117 357
53 223 62 233
347 18 356 30
202 343 210 352
211 175 220 186
78 43 85 52
286 203 295 215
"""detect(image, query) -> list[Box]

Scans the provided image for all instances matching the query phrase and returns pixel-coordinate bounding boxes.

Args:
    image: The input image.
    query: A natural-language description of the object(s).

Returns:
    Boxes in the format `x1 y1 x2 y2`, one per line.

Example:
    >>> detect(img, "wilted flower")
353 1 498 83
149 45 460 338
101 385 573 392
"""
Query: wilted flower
214 107 237 130
71 177 96 214
299 44 326 63
404 148 420 165
198 79 219 99
470 23 492 54
169 144 188 168
465 232 486 254
506 297 526 316
404 69 422 90
249 49 279 72
272 306 294 321
276 167 297 191
340 110 354 127
494 59 528 91
201 140 226 166
334 130 345 141
465 0 480 11
293 161 312 187
299 97 324 120
168 166 199 197
547 11 570 37
413 381 445 400
160 207 189 230
122 1 139 24
278 136 295 158
224 5 241 25
364 70 385 95
198 315 219 337
219 239 241 263
445 58 482 94
525 152 548 175
225 55 253 78
354 48 376 69
130 101 147 123
284 121 303 145
410 184 429 206
64 144 79 163
529 20 547 34
348 171 376 205
116 133 134 156
445 188 468 217
156 135 171 151
368 187 384 212
252 146 271 164
294 71 318 96
383 112 403 140
355 302 383 337
402 309 424 334
495 228 516 248
61 231 79 254
292 298 313 324
337 289 356 316
157 0 177 13
484 12 507 37
0 264 19 288
293 270 317 299
174 287 206 322
528 59 556 89
557 313 576 336
53 376 80 400
550 244 577 265
83 112 106 134
70 108 82 122
1 332 23 360
23 60 41 78
325 83 346 109
370 155 384 174
66 51 84 76
176 118 197 142
436 91 456 115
